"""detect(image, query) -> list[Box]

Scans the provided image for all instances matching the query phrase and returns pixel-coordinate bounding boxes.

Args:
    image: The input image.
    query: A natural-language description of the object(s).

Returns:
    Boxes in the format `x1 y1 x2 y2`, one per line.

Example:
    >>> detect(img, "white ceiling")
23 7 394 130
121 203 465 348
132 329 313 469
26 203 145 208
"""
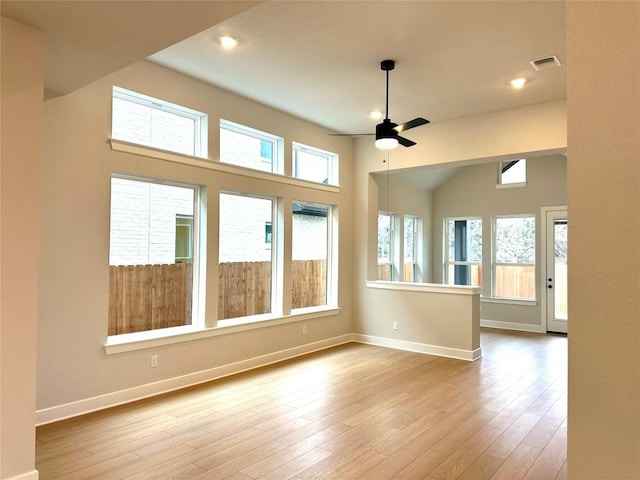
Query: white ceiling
2 0 566 135
149 1 567 135
2 1 566 186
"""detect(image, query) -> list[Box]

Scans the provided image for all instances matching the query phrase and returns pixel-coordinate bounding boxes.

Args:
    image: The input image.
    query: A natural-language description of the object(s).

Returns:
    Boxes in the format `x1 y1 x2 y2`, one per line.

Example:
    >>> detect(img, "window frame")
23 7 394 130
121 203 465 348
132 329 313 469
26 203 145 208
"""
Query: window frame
492 214 536 301
403 215 419 282
377 212 397 281
443 217 483 287
107 174 204 341
496 159 527 188
219 119 284 174
111 86 208 158
291 200 335 311
217 190 279 326
292 142 339 186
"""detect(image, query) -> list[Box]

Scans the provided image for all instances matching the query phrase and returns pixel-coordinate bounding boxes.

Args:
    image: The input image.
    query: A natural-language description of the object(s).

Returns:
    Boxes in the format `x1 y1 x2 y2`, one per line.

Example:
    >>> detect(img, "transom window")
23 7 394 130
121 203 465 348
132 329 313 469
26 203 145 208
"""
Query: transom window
220 119 283 174
498 159 527 186
292 142 339 185
111 86 207 157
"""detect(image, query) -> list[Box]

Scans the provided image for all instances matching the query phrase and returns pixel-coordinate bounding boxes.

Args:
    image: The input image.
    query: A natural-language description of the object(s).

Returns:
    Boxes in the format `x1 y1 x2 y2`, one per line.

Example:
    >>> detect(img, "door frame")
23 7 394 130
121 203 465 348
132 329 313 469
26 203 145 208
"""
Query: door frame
540 205 568 333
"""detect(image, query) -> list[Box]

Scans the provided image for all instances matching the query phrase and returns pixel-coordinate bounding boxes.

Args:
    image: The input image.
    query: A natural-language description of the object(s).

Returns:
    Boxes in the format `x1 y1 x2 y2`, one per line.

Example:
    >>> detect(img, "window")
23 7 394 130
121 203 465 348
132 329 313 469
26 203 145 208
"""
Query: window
498 159 527 186
292 202 330 309
404 216 418 282
264 222 272 245
444 218 482 286
292 142 339 185
220 119 283 173
175 215 193 263
493 215 536 299
218 192 275 321
377 213 395 280
108 176 200 336
111 86 207 157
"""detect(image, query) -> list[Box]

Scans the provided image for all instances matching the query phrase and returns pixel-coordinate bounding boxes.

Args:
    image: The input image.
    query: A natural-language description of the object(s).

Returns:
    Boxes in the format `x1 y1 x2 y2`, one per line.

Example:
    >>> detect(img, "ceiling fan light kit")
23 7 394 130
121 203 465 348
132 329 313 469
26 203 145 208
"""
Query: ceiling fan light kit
329 59 429 149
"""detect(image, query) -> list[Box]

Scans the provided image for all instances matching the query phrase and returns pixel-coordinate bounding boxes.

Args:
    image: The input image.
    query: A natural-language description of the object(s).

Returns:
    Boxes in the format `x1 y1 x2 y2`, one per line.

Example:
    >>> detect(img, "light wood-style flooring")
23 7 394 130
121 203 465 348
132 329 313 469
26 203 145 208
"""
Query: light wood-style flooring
36 328 567 479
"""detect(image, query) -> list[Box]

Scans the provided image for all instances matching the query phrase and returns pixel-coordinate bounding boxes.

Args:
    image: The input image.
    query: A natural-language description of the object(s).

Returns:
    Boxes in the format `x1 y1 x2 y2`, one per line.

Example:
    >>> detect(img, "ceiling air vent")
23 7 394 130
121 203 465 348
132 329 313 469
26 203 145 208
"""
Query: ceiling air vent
530 55 562 71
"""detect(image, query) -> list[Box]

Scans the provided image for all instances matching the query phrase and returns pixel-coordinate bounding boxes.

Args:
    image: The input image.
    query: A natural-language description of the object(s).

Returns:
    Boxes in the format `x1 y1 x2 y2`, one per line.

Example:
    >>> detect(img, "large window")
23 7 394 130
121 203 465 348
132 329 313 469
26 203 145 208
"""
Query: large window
377 213 395 281
292 201 330 309
292 142 339 185
404 216 418 282
493 215 536 299
218 192 275 321
220 119 283 173
108 176 199 336
111 86 207 157
444 218 482 286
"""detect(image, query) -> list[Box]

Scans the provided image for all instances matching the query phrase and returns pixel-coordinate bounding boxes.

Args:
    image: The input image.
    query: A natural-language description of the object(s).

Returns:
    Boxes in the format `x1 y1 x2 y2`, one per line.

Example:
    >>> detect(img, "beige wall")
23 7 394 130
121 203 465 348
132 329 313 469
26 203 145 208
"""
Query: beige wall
567 2 640 478
37 60 355 417
374 175 433 283
431 154 567 328
0 17 43 480
352 101 566 346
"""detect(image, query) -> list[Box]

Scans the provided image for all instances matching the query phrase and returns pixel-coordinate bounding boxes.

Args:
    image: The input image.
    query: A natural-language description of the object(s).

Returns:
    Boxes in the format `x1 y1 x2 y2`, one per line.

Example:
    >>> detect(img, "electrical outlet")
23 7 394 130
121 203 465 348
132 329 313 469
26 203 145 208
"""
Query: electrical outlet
393 321 398 330
150 355 158 368
302 325 307 334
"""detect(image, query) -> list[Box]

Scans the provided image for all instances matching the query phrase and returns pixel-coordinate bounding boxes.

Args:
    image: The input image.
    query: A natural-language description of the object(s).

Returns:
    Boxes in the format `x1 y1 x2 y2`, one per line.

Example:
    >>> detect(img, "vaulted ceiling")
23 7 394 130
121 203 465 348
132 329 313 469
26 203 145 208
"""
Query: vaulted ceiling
2 1 566 137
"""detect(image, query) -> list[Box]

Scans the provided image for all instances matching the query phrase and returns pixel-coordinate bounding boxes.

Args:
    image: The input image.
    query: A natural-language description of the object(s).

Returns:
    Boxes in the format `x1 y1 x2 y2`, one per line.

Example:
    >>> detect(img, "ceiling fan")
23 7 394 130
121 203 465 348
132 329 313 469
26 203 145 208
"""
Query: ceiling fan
329 59 429 149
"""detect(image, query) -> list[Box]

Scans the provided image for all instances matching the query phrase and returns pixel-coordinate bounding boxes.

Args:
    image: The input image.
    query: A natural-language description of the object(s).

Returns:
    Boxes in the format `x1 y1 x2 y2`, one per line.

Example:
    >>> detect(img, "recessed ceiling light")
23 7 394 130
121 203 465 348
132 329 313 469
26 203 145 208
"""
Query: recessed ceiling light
510 77 526 89
219 36 238 49
370 110 383 120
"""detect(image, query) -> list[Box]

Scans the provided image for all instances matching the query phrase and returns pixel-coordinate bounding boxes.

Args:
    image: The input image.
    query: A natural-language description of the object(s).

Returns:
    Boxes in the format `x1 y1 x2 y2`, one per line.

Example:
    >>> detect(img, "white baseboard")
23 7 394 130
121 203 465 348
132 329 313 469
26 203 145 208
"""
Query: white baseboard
352 334 481 361
4 469 39 480
480 319 545 333
36 335 352 426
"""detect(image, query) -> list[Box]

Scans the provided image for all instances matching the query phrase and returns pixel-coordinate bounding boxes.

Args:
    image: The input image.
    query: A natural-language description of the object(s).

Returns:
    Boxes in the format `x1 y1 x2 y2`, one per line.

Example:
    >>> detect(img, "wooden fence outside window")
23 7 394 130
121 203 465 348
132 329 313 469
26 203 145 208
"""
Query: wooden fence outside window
108 260 327 335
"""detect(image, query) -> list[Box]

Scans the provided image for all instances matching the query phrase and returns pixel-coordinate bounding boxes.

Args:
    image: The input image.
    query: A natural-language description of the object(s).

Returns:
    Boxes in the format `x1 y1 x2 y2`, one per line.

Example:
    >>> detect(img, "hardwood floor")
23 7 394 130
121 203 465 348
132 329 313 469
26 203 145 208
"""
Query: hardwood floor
36 328 567 479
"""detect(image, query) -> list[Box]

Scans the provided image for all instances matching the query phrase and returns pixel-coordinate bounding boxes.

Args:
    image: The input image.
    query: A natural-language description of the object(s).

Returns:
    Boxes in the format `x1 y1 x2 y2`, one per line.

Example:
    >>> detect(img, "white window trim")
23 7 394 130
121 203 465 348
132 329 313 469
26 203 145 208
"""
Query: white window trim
292 141 339 186
112 86 208 158
220 118 284 175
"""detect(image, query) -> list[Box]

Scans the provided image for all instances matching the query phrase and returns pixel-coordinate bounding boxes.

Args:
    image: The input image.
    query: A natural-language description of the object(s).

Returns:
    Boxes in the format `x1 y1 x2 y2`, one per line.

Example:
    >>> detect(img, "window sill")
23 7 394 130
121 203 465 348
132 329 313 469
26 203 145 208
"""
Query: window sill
104 307 340 355
480 297 537 307
495 182 527 189
109 139 341 193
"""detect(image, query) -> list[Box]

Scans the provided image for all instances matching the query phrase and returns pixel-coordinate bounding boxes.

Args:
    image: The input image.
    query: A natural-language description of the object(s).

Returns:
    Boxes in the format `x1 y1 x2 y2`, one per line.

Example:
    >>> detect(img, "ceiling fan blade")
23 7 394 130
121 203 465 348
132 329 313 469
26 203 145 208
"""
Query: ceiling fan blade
326 133 374 137
397 135 416 147
394 117 430 133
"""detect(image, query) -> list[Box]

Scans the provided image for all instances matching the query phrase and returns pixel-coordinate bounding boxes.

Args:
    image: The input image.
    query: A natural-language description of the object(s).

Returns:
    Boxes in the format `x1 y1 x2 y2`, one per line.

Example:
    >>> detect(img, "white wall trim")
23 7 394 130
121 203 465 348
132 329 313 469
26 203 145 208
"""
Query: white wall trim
352 334 481 361
37 334 351 426
4 470 39 480
480 319 545 333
